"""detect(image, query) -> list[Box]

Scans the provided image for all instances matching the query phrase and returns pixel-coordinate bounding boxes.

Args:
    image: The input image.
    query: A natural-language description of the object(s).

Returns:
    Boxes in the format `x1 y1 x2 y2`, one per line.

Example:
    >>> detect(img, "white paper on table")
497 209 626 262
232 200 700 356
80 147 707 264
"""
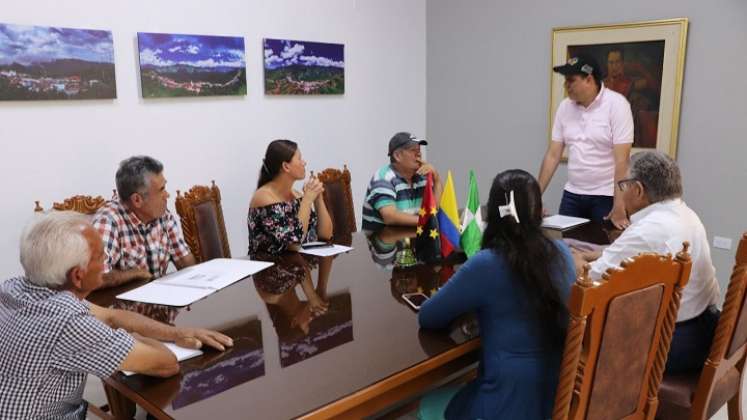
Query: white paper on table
116 258 274 306
116 282 214 306
298 244 354 257
122 342 203 376
154 258 274 290
542 215 590 230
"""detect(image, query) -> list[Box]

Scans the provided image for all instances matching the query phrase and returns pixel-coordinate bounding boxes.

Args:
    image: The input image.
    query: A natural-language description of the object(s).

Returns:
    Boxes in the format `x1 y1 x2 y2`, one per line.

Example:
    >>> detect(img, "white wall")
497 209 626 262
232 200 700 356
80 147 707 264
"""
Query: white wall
0 0 426 279
427 0 747 287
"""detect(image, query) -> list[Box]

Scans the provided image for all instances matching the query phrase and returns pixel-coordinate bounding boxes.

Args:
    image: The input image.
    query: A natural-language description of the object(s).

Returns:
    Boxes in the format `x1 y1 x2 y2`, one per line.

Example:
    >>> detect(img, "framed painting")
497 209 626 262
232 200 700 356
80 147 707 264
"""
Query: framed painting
548 18 688 158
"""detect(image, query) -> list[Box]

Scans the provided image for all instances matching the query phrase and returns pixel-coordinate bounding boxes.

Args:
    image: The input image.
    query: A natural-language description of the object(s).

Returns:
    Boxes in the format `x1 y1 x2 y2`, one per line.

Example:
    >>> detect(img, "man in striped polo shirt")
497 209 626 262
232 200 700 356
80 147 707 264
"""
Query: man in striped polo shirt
362 132 442 230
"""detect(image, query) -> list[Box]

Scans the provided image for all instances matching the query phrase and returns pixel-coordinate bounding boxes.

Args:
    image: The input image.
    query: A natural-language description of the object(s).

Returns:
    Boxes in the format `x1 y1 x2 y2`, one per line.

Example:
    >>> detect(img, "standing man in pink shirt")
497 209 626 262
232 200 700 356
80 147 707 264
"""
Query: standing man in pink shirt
538 54 634 229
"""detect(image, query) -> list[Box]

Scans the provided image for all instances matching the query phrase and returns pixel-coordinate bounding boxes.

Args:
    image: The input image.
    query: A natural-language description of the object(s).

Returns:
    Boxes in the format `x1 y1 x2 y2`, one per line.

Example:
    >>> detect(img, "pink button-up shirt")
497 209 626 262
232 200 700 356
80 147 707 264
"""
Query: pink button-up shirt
551 85 634 196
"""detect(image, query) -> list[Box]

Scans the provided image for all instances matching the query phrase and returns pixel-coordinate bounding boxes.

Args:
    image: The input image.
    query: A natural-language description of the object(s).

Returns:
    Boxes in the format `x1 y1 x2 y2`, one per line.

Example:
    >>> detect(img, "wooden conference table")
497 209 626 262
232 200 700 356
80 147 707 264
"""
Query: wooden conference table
88 223 617 420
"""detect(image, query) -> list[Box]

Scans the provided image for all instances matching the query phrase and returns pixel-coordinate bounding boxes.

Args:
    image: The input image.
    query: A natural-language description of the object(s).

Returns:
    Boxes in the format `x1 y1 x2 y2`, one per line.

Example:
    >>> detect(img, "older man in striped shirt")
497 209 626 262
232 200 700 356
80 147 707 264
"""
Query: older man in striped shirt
362 132 442 230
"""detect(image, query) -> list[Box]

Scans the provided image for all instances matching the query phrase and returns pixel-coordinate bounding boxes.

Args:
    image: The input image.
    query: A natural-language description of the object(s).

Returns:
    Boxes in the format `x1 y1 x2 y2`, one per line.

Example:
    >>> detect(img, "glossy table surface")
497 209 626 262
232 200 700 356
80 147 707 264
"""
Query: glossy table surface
90 229 477 420
89 222 615 419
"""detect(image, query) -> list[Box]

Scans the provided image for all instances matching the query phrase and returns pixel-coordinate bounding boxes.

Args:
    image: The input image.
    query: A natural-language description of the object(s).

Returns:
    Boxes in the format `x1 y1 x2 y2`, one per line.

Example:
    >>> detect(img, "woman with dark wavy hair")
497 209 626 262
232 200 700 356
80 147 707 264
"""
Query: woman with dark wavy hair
248 139 332 258
418 169 576 420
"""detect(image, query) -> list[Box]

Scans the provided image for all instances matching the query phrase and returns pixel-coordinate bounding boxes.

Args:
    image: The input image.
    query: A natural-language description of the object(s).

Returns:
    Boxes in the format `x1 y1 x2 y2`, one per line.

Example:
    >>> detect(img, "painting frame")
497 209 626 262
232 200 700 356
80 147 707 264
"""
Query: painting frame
548 18 688 158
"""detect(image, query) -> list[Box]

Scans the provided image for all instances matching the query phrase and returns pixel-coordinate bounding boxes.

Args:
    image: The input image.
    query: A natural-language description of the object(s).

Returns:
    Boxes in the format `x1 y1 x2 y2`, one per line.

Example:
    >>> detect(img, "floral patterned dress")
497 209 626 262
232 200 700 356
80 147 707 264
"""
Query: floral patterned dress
247 198 318 258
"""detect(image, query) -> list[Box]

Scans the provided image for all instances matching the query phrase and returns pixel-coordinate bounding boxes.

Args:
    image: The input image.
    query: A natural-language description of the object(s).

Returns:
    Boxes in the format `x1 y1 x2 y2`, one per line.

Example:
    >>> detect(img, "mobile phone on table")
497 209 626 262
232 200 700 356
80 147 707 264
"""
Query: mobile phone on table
301 241 333 250
401 292 429 311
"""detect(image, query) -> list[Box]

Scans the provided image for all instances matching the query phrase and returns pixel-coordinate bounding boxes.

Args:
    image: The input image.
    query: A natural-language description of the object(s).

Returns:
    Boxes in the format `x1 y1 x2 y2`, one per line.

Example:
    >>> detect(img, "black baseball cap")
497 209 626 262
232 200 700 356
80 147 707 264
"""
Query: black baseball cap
388 132 428 156
553 53 602 79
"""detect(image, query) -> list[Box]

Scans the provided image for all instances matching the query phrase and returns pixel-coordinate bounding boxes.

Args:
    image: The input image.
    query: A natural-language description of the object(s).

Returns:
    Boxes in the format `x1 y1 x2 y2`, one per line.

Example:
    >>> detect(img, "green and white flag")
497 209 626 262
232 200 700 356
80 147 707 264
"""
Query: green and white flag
460 170 484 258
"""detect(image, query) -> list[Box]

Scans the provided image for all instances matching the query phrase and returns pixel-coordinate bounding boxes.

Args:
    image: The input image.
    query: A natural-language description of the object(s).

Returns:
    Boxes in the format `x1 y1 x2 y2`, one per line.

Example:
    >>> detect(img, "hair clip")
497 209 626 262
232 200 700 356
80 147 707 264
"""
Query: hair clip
261 159 270 174
498 190 520 224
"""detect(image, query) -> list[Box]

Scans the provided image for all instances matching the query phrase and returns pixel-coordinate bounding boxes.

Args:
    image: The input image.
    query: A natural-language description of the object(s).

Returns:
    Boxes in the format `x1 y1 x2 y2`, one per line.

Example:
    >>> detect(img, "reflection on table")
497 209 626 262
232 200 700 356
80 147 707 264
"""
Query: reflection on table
88 224 611 420
107 318 265 415
112 300 180 324
172 319 264 409
253 252 353 368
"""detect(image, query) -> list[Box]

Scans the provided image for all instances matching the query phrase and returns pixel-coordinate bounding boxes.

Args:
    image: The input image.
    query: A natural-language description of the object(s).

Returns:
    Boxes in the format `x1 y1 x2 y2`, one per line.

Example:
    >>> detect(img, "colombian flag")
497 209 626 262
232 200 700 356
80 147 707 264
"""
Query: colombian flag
437 171 461 258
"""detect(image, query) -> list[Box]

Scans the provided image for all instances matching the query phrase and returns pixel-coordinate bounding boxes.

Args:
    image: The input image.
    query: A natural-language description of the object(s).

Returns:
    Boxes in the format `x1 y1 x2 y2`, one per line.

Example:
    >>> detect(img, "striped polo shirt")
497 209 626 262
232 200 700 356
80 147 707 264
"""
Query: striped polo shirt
362 164 426 230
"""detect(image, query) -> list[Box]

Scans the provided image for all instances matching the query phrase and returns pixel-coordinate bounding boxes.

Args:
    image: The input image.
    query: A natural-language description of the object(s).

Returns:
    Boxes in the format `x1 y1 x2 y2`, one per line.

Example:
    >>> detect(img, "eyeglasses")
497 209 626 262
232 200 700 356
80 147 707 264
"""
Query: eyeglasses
617 177 638 191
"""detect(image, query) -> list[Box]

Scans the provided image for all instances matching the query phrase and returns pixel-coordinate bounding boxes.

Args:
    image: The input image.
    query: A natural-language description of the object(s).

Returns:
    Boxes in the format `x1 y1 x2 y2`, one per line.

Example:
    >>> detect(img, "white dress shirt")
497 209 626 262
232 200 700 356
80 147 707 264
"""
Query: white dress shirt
590 198 720 322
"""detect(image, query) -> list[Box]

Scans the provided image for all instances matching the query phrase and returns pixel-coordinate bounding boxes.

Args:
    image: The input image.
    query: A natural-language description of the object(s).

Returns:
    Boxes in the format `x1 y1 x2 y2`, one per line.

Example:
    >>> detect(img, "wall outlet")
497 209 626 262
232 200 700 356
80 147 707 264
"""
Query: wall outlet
713 236 733 250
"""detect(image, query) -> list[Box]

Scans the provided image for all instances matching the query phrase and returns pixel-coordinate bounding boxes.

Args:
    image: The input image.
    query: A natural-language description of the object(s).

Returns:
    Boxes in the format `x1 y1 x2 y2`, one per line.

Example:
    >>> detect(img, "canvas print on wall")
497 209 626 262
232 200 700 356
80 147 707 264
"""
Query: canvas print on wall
0 23 116 100
137 32 246 98
263 38 344 95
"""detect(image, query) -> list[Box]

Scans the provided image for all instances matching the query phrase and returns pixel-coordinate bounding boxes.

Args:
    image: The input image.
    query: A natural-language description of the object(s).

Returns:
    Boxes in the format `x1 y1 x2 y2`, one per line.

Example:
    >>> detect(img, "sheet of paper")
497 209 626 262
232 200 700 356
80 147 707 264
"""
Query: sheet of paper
298 244 354 257
163 342 203 361
542 214 590 230
154 258 274 290
116 282 214 306
122 342 203 376
116 258 274 306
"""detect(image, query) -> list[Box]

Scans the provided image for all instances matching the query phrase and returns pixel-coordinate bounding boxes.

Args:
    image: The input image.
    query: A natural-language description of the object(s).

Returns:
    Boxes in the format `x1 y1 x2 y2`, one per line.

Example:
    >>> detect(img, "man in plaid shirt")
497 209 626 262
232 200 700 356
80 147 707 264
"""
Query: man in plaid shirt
92 156 196 288
0 212 233 419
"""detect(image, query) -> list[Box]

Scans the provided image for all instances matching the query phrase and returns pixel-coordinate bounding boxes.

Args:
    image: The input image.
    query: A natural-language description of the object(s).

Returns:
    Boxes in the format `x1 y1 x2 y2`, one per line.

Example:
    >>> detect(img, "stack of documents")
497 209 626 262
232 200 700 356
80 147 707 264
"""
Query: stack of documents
116 258 273 306
542 215 590 230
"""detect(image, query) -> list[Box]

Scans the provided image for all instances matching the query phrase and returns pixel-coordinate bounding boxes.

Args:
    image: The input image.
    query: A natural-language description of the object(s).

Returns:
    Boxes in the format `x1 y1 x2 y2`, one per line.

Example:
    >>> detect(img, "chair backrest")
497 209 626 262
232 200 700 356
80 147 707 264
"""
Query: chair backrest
174 181 231 263
686 232 747 417
34 191 114 215
316 165 357 238
552 243 692 420
722 233 747 360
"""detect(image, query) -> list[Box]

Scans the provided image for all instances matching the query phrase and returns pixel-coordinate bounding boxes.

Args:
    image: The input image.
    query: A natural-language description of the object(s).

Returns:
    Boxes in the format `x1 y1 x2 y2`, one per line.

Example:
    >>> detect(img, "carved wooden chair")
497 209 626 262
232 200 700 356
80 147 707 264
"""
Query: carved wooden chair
316 165 357 240
552 243 692 420
175 180 231 263
657 233 747 420
34 191 113 215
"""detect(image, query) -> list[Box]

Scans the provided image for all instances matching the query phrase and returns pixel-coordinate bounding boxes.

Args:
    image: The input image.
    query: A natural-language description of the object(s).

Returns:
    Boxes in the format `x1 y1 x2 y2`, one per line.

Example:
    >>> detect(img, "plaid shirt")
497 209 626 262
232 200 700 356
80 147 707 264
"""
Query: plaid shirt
92 200 191 278
0 277 134 420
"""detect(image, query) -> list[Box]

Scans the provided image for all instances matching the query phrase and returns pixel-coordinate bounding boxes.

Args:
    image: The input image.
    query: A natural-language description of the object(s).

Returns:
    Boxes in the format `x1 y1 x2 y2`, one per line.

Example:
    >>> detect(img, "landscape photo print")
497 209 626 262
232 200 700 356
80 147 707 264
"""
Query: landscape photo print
263 38 344 95
137 32 247 98
0 23 116 100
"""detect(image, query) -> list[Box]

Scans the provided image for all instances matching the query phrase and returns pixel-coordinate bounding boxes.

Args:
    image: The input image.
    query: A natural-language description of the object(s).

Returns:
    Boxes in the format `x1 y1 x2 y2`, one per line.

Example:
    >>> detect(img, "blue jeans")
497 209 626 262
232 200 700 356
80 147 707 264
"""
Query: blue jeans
666 305 721 374
558 190 613 223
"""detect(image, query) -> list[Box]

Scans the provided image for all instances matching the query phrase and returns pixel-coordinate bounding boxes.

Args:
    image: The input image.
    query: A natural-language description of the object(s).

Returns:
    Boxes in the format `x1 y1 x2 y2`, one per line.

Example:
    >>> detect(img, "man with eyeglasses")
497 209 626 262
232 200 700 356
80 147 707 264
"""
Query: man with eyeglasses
362 132 442 230
575 151 721 374
538 53 634 229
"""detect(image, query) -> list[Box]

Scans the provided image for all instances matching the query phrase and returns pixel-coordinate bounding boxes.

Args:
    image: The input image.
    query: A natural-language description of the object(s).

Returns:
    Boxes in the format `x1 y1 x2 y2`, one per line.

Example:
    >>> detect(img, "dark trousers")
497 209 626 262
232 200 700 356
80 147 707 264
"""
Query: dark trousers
666 305 721 374
558 190 614 224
